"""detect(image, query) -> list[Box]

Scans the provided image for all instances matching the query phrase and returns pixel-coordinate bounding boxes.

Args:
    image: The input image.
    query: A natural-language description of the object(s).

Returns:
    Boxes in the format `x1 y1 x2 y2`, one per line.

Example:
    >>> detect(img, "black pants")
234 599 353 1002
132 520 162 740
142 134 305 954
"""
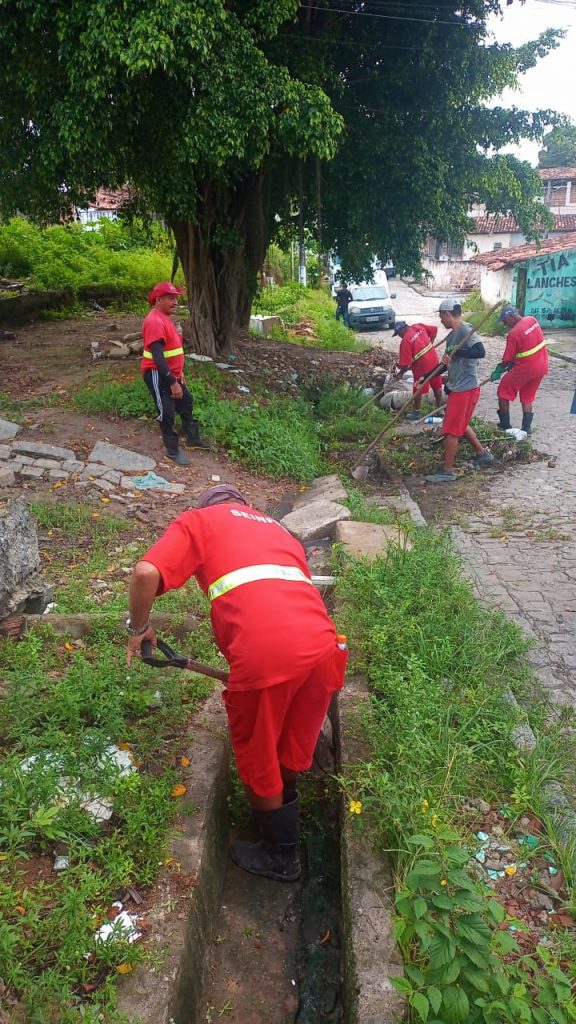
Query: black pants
143 370 197 454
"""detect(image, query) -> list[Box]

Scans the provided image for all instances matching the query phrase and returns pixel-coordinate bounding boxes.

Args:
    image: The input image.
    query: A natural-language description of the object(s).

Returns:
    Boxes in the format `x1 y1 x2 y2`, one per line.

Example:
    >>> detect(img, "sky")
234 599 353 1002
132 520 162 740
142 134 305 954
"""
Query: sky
487 0 576 164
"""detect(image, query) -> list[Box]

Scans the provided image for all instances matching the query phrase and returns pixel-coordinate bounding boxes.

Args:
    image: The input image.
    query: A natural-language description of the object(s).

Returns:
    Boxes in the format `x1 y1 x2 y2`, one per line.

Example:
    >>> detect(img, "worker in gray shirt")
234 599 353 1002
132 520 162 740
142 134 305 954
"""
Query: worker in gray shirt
425 299 494 484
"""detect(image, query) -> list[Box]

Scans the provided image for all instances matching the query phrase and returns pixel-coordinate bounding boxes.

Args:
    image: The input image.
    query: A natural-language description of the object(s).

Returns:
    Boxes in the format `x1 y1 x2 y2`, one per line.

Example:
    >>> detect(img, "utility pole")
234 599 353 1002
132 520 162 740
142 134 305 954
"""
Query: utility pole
298 163 307 286
316 158 323 289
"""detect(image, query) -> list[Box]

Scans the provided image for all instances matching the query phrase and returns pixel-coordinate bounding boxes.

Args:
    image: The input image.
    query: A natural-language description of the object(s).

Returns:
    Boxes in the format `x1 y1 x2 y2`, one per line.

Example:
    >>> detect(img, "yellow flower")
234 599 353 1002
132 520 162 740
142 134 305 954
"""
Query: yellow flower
116 963 133 975
171 784 187 798
440 879 447 887
431 814 439 829
349 800 362 815
420 799 429 813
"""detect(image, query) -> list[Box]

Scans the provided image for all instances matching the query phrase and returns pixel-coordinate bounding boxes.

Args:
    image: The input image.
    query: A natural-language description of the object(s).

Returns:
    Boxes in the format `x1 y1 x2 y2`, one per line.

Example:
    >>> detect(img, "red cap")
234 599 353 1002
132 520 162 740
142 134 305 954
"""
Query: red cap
147 281 185 305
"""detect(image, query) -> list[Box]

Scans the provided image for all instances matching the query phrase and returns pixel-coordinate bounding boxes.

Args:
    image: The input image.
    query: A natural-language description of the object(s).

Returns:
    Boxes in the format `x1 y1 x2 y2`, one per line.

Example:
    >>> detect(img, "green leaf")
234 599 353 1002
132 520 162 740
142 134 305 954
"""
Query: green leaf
407 834 436 848
405 965 426 986
413 897 428 920
428 934 456 968
393 919 406 943
443 845 469 867
487 898 506 923
434 958 461 985
462 967 490 993
412 859 443 875
442 985 470 1024
428 987 442 1015
492 930 520 954
411 991 430 1022
450 891 484 913
395 895 411 917
390 976 413 995
431 894 452 911
459 941 490 970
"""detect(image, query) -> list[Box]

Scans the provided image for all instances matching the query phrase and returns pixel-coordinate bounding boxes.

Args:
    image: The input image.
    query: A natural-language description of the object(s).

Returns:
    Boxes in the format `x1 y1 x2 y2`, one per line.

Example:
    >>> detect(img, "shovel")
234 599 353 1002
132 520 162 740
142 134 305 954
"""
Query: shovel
141 636 229 683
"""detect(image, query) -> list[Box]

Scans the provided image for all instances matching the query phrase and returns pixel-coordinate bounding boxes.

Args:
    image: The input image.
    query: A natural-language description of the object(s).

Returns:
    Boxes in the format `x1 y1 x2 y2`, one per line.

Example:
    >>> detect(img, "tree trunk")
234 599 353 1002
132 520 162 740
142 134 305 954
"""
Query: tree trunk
171 174 269 358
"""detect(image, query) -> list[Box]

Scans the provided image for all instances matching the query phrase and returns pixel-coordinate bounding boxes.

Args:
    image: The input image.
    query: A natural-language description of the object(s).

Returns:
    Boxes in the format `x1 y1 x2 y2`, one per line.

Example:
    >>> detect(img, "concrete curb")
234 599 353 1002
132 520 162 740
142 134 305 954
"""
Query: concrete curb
117 687 230 1024
334 676 406 1024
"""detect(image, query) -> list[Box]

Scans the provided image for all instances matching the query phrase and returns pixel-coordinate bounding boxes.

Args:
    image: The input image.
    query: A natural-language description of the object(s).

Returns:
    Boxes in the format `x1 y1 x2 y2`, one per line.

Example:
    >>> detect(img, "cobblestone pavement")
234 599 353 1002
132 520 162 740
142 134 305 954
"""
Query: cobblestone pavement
377 280 576 707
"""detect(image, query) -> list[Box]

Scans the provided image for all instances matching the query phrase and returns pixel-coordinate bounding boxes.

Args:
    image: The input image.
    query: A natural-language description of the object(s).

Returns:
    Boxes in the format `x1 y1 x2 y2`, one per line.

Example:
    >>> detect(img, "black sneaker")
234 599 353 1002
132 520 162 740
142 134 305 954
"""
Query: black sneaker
185 437 210 450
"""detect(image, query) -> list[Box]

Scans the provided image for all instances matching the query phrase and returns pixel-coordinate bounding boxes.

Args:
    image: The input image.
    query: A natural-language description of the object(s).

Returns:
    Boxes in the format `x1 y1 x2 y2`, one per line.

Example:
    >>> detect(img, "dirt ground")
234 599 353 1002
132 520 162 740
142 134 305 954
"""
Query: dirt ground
2 311 393 529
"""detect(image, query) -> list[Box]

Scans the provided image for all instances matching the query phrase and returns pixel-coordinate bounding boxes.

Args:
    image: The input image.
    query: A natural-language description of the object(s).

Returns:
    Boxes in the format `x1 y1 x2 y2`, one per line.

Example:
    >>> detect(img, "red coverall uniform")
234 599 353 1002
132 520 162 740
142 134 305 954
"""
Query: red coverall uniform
497 316 549 404
142 504 347 797
399 324 442 394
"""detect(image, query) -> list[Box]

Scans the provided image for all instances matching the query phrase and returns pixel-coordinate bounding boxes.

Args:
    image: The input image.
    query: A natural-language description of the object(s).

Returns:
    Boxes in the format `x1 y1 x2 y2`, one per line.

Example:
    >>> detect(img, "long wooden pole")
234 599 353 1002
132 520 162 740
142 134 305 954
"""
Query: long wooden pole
351 301 502 478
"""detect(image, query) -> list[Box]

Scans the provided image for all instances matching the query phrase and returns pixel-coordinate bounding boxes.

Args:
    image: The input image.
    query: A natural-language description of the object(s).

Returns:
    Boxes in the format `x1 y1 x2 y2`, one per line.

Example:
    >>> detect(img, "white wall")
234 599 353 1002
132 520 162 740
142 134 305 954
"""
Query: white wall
479 266 513 306
422 257 481 290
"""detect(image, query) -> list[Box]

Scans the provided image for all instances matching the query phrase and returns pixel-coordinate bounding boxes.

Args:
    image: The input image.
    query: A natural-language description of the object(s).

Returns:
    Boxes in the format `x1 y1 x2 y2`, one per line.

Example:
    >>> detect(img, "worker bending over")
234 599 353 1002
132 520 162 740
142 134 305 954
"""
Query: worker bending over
392 321 444 420
126 484 348 882
493 305 548 435
425 299 494 484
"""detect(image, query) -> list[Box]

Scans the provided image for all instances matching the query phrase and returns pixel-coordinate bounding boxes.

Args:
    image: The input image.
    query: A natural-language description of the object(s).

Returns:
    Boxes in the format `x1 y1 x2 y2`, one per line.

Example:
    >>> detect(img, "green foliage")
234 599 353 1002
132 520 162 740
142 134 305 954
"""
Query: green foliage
253 283 362 351
0 218 176 297
462 291 507 337
74 374 153 419
392 845 576 1023
538 122 576 168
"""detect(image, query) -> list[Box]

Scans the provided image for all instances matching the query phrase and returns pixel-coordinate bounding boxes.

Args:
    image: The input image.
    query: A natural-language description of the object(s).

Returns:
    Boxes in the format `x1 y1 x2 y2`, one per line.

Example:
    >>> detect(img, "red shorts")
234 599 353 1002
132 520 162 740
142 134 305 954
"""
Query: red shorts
497 363 546 404
222 644 348 797
415 374 443 396
441 388 480 437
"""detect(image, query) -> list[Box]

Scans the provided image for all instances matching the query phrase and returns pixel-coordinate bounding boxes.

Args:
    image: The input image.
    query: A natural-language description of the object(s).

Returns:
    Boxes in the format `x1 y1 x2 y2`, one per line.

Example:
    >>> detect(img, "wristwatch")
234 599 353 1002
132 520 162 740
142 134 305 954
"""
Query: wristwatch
126 619 150 637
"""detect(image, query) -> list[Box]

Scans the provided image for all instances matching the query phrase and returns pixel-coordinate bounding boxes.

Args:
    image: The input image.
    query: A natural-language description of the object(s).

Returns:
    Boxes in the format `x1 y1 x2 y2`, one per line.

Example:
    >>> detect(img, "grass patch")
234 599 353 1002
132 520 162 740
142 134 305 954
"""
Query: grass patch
253 283 364 351
0 501 221 1022
337 520 576 1021
381 415 536 477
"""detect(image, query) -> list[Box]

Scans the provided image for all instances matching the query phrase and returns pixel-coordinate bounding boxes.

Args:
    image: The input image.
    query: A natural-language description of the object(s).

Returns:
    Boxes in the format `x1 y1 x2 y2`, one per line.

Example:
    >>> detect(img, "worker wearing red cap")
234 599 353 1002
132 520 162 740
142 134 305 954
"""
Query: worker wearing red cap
126 484 348 882
494 306 548 435
142 281 208 465
392 321 444 420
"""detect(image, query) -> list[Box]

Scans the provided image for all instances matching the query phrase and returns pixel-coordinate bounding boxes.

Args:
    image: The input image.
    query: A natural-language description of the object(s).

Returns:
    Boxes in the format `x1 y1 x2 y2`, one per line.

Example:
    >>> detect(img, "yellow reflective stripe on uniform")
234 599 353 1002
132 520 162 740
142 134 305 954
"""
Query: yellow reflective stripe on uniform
412 342 433 361
208 564 313 602
516 340 547 359
143 347 184 359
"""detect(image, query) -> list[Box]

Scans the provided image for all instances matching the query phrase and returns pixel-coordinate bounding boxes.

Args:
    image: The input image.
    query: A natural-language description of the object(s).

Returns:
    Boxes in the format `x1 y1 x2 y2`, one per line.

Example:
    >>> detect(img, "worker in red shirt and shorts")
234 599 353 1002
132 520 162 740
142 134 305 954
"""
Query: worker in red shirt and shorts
392 321 444 420
495 306 548 435
126 484 348 882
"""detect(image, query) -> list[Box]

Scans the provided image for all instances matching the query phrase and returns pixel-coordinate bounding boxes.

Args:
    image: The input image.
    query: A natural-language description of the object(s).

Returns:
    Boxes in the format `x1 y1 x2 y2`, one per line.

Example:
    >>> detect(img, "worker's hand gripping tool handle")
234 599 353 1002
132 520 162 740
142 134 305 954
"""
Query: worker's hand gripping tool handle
141 637 188 668
141 635 229 683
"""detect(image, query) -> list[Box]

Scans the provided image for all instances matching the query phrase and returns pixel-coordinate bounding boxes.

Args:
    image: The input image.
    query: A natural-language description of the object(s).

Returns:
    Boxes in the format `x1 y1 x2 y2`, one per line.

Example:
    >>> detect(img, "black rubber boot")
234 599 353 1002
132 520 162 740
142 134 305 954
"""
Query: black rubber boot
231 797 301 881
497 408 511 430
164 448 191 466
521 412 534 435
184 420 210 450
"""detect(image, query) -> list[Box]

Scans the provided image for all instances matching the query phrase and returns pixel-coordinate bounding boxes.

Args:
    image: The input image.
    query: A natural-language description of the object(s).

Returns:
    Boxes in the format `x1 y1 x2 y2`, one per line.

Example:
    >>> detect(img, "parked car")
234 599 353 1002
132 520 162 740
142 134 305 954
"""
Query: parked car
347 282 396 330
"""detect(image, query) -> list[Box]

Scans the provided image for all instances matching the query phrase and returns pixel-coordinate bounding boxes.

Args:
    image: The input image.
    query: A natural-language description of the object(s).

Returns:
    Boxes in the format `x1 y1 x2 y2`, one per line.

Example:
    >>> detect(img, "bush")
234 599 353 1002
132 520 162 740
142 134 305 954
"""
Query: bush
462 291 507 337
253 283 363 351
0 217 177 298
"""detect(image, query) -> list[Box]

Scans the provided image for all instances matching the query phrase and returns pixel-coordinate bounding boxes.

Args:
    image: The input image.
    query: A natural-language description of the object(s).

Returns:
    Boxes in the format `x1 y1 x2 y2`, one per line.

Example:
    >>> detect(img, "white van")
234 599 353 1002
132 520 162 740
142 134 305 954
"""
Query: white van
347 279 396 330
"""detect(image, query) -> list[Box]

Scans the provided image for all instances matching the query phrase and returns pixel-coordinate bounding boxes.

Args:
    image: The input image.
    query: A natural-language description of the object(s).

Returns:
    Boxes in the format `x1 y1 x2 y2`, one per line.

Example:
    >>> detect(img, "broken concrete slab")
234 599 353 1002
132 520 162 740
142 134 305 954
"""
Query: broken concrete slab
80 463 109 480
292 474 348 509
0 418 21 441
0 444 12 460
89 441 156 473
12 440 75 460
20 466 45 479
0 466 15 487
334 521 412 559
0 498 47 618
48 470 69 482
280 499 351 543
62 459 85 474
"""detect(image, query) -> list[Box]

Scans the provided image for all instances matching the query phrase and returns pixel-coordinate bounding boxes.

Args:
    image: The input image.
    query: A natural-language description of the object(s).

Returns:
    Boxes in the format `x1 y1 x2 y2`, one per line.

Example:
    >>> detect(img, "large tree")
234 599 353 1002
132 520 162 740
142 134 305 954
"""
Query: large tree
0 1 560 353
538 122 576 168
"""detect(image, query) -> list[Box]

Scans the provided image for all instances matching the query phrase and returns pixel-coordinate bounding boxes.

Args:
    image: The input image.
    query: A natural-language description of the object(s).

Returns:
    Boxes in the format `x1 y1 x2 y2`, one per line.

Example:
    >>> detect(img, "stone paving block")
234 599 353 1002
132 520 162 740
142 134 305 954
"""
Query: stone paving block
33 458 63 469
80 463 108 481
0 418 21 441
0 445 12 460
11 455 34 466
120 476 137 490
88 478 115 492
62 459 85 473
12 441 75 460
20 466 45 479
0 466 15 486
48 470 69 481
292 474 348 509
279 499 351 543
335 520 412 560
89 441 156 473
102 469 122 484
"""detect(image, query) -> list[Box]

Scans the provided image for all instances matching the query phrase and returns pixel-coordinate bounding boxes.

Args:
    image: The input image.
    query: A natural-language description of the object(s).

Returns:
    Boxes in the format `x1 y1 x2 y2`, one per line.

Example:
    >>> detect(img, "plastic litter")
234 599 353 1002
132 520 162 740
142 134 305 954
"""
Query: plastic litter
54 855 69 871
187 353 213 363
505 427 528 441
475 850 486 864
476 831 489 842
424 416 443 424
132 471 175 491
95 903 141 945
237 385 250 393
